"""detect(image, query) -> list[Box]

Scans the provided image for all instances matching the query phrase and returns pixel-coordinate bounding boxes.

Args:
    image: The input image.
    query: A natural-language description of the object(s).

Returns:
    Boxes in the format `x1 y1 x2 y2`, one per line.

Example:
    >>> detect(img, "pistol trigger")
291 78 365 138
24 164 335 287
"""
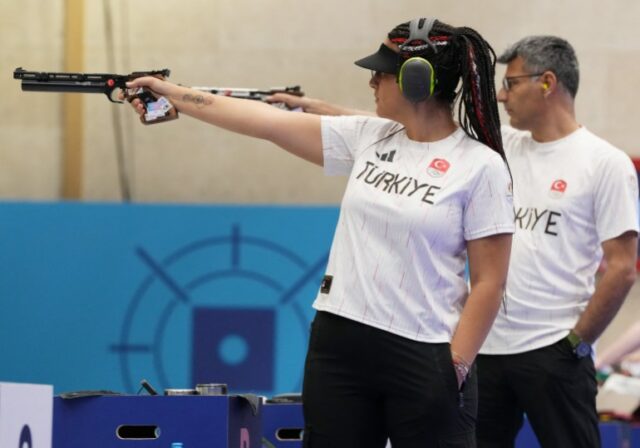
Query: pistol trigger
106 89 123 103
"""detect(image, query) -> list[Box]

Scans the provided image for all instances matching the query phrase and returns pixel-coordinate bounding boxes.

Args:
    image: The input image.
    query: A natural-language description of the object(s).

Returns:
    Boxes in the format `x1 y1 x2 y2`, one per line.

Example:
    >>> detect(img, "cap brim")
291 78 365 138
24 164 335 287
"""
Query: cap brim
354 44 398 74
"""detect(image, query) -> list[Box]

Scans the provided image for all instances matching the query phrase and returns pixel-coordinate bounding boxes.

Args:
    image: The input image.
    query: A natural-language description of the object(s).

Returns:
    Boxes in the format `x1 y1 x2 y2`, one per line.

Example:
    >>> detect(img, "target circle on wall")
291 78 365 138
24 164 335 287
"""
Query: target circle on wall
111 224 328 395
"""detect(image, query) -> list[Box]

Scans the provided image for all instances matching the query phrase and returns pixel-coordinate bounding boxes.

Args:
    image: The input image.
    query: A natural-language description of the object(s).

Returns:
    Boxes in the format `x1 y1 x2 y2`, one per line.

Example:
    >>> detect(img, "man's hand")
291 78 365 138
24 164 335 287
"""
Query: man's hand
266 93 375 117
266 93 322 113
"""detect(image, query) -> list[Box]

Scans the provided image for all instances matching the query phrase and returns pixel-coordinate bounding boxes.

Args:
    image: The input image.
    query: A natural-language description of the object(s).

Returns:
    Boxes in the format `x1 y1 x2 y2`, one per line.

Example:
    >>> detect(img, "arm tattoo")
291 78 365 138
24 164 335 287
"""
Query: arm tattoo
181 93 213 108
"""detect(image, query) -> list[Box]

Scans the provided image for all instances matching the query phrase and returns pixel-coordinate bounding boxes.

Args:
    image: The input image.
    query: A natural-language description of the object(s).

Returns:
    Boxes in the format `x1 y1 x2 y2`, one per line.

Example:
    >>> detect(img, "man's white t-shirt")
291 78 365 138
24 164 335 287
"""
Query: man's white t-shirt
481 126 639 354
312 115 515 343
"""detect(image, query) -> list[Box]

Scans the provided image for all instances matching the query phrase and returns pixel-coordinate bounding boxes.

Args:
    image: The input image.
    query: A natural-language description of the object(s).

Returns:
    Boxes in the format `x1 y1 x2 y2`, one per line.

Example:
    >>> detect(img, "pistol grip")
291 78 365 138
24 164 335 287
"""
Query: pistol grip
126 87 179 125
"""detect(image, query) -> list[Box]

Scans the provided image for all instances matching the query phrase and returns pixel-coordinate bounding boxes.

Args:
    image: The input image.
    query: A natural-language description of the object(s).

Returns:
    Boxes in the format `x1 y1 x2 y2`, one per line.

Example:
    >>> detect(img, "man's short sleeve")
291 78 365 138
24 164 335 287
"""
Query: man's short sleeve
594 152 639 242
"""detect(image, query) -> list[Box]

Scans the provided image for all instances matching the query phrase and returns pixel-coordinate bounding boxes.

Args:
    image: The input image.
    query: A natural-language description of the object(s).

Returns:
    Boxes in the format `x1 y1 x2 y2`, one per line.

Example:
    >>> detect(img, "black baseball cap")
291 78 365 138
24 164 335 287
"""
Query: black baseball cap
354 44 399 75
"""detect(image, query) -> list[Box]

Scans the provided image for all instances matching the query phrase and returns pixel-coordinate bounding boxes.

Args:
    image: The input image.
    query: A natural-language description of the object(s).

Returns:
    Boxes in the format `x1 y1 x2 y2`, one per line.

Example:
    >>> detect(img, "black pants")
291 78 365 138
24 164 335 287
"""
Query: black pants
302 311 477 448
476 339 600 448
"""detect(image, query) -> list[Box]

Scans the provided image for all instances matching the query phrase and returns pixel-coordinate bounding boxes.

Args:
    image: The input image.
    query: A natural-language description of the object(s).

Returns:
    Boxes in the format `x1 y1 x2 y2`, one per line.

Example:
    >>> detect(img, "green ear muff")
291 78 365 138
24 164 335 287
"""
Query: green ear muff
398 57 436 103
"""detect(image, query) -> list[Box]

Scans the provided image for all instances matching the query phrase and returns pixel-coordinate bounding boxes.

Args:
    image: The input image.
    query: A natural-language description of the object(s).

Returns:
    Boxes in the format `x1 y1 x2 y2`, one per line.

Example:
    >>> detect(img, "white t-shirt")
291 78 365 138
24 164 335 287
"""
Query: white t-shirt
312 115 515 343
481 126 640 355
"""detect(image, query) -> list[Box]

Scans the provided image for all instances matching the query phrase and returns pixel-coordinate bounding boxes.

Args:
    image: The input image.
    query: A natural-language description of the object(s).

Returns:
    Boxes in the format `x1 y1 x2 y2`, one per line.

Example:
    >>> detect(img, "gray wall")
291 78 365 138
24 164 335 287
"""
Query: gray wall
4 0 640 203
2 0 639 351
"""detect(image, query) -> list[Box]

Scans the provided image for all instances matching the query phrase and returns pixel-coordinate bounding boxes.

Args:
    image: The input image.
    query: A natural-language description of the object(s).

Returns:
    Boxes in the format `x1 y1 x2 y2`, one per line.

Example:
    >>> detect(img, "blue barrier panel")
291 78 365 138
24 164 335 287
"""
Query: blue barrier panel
0 202 338 397
631 424 640 448
516 418 631 447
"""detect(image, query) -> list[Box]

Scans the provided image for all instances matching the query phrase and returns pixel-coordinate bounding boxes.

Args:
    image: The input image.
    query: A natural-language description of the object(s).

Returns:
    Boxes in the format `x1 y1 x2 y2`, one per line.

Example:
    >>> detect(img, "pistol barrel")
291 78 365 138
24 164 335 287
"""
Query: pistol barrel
20 80 107 94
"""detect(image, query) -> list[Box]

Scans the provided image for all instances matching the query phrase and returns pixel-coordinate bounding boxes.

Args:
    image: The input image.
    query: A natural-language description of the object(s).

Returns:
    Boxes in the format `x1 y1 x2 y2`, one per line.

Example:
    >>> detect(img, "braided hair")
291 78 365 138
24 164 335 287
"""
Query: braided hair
388 20 505 160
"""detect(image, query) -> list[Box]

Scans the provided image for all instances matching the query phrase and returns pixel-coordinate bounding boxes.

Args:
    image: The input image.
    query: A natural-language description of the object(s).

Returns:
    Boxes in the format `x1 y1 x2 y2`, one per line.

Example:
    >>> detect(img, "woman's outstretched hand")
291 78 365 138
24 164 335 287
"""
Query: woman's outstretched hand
121 77 180 124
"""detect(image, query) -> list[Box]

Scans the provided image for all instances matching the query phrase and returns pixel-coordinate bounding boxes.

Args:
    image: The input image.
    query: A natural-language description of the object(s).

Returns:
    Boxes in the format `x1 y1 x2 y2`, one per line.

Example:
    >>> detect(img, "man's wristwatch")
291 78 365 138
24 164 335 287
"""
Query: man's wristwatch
566 330 592 359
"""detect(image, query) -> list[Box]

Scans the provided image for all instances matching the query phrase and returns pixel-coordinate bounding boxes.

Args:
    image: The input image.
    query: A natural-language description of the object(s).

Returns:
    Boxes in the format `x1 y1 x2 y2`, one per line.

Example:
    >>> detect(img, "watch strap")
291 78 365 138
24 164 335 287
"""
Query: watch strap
566 330 582 349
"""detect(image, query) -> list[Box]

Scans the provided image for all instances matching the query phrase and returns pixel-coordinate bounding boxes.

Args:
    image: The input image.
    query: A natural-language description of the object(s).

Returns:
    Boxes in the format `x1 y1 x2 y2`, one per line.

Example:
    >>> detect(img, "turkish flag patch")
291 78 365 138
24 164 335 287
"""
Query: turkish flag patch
427 158 450 178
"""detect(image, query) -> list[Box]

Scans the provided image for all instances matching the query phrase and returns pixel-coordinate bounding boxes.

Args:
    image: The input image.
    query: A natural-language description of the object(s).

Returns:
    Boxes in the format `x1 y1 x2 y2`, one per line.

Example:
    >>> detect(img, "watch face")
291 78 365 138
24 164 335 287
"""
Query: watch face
575 342 591 358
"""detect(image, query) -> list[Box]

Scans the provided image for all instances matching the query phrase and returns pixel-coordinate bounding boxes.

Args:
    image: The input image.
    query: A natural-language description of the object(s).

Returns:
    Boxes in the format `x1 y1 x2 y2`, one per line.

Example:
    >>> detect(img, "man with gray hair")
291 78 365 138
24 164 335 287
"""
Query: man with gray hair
268 34 639 447
475 35 638 447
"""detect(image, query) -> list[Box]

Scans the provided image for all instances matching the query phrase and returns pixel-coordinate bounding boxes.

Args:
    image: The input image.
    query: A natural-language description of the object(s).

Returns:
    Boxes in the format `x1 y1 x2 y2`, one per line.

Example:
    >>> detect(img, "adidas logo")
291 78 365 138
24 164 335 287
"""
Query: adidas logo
375 149 396 162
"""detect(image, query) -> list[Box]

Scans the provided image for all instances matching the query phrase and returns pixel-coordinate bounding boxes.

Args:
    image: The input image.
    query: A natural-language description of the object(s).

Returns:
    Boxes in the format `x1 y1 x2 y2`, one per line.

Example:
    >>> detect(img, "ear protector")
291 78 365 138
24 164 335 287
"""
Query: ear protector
398 18 438 103
542 82 549 90
398 57 436 103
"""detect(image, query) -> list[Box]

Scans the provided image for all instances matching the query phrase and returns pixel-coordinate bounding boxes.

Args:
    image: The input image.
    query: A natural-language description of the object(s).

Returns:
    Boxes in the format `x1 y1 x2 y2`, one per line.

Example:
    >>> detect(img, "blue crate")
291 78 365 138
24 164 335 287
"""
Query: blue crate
53 395 261 448
262 401 303 448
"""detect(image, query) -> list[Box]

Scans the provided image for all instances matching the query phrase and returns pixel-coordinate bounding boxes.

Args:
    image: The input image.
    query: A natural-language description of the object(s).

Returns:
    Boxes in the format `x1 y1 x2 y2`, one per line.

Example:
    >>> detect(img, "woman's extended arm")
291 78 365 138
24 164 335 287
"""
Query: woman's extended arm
126 76 325 166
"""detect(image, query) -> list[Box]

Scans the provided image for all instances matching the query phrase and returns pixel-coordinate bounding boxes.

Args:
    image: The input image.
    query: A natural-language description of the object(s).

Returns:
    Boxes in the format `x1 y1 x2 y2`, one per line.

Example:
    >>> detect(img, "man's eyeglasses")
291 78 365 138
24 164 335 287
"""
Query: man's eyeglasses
501 73 545 91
